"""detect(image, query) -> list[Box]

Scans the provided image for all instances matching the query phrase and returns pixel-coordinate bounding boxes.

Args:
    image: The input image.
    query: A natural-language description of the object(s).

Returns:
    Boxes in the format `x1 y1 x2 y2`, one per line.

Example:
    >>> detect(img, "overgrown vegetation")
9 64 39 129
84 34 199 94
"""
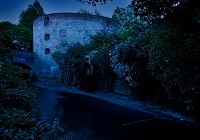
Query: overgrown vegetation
77 8 102 16
1 0 200 137
61 1 200 121
0 0 44 52
53 31 117 92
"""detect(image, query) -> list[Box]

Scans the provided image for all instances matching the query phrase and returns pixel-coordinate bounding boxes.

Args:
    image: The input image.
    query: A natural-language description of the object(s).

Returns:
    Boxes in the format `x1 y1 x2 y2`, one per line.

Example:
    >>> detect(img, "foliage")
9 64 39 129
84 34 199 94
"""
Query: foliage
132 0 200 28
19 0 44 29
0 57 64 139
109 37 160 101
90 30 118 48
131 0 182 22
77 8 102 16
110 6 157 99
0 37 36 139
110 40 144 88
52 51 65 66
54 30 117 92
140 25 200 114
76 0 113 7
0 22 15 37
131 0 200 115
0 32 64 140
0 21 26 51
0 22 16 50
94 10 102 16
58 43 93 87
112 5 137 33
77 8 93 15
17 0 45 51
112 5 148 42
11 25 32 51
89 31 117 92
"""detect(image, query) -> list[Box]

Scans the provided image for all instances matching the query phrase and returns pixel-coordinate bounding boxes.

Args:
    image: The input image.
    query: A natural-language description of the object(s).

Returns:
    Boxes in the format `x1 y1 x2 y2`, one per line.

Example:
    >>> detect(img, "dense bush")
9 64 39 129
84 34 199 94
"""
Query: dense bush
52 1 200 121
57 43 95 90
140 25 200 116
52 31 117 92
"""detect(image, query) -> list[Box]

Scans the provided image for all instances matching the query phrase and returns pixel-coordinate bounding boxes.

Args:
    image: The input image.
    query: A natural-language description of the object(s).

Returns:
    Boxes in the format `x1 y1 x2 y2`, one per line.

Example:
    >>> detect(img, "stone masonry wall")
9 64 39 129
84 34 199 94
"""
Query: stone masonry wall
33 13 117 81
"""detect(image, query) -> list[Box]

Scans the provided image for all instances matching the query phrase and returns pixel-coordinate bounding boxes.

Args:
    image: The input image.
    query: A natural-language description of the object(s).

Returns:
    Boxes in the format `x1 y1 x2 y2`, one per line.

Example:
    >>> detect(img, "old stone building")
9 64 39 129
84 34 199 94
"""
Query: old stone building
33 13 117 81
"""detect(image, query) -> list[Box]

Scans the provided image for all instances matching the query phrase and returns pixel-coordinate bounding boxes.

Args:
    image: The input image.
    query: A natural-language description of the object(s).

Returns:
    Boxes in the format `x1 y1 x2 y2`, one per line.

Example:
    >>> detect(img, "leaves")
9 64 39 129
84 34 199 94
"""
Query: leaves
17 0 45 51
76 0 112 7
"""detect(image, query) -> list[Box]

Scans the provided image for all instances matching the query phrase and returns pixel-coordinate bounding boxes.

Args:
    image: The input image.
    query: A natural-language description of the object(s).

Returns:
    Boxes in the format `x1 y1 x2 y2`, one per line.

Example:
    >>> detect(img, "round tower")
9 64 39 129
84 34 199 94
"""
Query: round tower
33 13 117 81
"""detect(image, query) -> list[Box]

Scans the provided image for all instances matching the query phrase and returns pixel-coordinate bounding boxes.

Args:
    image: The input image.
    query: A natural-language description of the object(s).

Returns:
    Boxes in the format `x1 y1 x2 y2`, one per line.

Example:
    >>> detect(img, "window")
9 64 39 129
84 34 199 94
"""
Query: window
106 20 111 28
45 48 50 55
44 16 49 26
44 34 50 41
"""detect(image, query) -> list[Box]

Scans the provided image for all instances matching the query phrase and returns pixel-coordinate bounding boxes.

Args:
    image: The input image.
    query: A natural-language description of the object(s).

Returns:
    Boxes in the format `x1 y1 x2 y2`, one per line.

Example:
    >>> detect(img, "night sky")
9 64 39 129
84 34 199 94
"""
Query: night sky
0 0 131 24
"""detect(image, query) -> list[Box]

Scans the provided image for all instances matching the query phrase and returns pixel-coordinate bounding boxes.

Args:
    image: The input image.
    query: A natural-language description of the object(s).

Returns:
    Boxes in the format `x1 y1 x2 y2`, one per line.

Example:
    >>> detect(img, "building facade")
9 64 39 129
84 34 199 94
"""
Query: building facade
33 13 117 81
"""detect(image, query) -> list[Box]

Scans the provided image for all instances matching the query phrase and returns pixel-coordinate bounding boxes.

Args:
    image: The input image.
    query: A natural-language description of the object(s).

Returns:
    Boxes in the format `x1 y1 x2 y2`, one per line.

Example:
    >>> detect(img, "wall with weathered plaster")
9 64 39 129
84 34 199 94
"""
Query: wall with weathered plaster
33 13 117 81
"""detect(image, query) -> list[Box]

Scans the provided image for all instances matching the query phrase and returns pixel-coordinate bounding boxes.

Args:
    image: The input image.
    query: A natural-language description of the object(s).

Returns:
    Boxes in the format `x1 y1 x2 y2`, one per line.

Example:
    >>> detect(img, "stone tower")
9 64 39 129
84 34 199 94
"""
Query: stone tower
33 13 117 81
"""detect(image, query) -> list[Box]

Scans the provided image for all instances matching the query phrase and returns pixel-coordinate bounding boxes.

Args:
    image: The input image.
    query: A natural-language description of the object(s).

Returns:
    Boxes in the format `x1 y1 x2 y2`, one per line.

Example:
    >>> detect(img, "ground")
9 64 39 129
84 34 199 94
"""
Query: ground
29 80 200 130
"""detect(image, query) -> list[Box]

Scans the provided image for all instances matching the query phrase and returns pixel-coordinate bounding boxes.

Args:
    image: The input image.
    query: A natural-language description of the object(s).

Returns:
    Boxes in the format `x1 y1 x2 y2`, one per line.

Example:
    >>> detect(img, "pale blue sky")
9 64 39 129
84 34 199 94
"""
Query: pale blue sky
0 0 131 24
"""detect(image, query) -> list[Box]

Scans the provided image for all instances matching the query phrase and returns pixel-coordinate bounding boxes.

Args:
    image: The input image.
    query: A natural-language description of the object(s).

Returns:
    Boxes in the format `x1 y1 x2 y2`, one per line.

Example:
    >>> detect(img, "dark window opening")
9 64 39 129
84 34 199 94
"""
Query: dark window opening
45 48 50 55
44 17 49 26
44 34 50 41
106 20 111 28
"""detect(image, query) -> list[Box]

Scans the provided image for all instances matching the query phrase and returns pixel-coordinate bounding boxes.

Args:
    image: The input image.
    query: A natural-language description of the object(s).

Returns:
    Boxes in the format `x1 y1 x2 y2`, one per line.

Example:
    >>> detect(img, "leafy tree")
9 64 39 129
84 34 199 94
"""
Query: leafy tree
16 0 45 51
131 0 200 116
53 30 117 92
0 22 15 35
0 22 15 51
58 43 94 88
112 5 148 41
89 31 117 92
19 0 44 29
132 0 200 26
112 5 135 32
76 0 113 6
77 8 102 16
77 8 93 15
94 10 102 16
131 0 182 22
110 5 157 99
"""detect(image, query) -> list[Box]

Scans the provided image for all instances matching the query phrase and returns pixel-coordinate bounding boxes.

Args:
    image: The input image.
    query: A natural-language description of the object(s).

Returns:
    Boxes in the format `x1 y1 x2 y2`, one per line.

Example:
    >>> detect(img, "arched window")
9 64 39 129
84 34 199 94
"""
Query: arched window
45 48 50 55
44 16 49 26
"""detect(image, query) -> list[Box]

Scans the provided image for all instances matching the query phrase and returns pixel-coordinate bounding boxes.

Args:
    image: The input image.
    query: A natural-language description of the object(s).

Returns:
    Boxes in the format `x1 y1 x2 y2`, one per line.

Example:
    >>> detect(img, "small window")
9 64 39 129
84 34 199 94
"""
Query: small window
44 34 50 41
44 16 49 26
106 20 111 28
45 48 50 55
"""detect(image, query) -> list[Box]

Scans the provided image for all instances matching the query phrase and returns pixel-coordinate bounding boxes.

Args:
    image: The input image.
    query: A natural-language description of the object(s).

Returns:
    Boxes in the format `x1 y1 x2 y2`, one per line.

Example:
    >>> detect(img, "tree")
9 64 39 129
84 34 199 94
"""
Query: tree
131 0 182 22
76 0 113 6
77 8 93 15
0 22 16 51
19 0 44 29
77 8 102 16
131 0 200 28
112 5 148 41
131 0 200 116
16 0 45 51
